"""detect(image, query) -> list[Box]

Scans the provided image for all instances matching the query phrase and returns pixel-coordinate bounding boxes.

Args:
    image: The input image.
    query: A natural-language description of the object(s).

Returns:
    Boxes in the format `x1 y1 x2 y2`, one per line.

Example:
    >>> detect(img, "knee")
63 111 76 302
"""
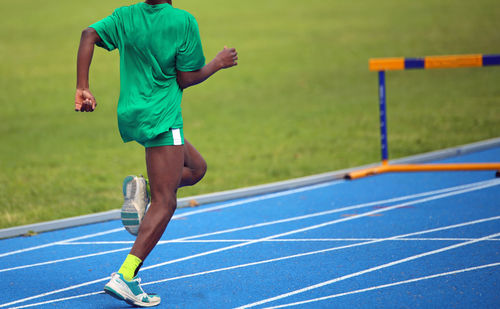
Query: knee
192 159 207 185
165 193 178 211
152 191 177 214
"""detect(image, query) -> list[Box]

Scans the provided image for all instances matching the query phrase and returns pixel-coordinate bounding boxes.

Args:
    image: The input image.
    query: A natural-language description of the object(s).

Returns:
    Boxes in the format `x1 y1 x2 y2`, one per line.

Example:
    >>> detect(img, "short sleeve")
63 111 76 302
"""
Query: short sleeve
176 13 205 72
89 9 121 51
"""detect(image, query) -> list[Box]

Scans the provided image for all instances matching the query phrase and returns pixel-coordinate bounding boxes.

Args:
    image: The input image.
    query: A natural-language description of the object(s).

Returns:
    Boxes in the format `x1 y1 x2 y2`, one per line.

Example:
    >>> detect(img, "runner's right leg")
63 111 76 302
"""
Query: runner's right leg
105 144 184 307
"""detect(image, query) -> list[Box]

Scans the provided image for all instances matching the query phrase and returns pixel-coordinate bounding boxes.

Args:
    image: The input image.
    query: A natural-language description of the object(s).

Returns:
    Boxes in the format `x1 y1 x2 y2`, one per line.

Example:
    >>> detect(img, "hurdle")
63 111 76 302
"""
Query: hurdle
347 54 500 180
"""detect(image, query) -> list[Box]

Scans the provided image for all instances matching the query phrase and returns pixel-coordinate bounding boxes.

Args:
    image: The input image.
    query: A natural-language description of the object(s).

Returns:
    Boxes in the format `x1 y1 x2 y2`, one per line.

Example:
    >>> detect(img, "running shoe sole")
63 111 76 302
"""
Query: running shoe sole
121 175 149 236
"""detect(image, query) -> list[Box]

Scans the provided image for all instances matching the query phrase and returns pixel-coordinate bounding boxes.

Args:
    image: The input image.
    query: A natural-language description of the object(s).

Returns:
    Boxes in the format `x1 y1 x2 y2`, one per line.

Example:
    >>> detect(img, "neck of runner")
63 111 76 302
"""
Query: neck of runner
145 0 172 5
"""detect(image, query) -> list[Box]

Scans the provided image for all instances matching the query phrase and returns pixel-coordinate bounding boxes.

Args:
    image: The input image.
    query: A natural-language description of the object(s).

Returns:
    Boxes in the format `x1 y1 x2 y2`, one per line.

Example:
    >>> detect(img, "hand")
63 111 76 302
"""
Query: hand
75 88 97 112
216 46 238 69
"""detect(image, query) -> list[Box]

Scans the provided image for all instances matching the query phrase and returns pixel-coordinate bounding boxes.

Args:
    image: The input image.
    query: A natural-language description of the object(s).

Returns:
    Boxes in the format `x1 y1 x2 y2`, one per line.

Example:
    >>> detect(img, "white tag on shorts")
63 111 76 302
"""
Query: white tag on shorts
172 128 182 145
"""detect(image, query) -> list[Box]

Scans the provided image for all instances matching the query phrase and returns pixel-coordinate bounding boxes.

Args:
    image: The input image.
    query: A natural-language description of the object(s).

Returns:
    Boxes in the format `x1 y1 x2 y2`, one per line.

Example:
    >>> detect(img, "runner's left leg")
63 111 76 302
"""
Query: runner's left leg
180 139 207 187
131 144 184 260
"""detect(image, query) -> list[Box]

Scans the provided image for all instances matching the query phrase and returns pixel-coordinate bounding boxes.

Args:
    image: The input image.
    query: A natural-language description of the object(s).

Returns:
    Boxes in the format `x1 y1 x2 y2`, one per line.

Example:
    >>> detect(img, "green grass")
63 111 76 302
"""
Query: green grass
0 0 499 228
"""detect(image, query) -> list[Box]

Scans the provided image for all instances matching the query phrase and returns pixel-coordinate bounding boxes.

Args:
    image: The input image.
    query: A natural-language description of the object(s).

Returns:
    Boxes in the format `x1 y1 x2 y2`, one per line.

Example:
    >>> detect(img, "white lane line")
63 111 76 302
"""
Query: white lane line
58 241 135 245
140 180 500 273
12 262 500 309
64 178 497 245
59 237 500 245
147 179 488 242
173 181 342 218
8 291 104 309
236 231 500 309
0 247 131 273
15 261 500 309
0 186 443 273
4 179 490 273
0 181 341 259
2 179 498 308
0 228 123 259
9 215 500 309
262 262 500 309
55 179 500 250
75 178 499 246
0 277 109 309
140 215 500 285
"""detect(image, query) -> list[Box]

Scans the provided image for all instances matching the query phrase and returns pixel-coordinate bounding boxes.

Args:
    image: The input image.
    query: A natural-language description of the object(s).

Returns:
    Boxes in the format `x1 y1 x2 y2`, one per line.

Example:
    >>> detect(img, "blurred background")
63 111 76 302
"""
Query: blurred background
0 0 499 228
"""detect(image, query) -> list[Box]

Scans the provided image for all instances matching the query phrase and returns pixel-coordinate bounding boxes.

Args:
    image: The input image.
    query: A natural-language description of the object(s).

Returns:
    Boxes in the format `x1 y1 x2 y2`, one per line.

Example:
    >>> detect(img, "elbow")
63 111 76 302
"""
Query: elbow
177 80 189 90
81 27 94 37
177 69 204 90
81 27 99 43
176 74 195 90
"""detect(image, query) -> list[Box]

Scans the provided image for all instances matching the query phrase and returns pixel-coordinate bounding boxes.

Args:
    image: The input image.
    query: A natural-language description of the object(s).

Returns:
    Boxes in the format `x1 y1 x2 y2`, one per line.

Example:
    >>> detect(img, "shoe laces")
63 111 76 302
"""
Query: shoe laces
111 273 150 296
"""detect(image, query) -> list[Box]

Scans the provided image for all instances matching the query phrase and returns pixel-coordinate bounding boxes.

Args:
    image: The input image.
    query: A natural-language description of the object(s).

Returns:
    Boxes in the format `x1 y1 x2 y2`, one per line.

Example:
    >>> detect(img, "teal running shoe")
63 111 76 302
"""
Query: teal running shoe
104 272 161 307
121 175 150 236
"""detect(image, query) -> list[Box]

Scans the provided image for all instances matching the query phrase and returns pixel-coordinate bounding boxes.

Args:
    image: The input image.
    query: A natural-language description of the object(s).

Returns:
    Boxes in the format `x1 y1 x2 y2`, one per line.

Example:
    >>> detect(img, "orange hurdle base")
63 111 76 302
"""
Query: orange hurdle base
346 163 500 180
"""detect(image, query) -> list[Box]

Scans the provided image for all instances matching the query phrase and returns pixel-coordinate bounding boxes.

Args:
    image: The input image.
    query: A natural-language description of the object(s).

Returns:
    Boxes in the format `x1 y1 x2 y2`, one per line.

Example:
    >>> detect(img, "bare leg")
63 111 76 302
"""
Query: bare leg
130 145 184 260
128 139 207 261
180 139 207 187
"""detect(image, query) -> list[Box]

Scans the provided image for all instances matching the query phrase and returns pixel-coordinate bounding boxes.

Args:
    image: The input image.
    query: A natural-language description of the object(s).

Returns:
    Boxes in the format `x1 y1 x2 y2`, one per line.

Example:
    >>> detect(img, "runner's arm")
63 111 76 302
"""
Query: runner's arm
177 47 238 90
75 28 100 112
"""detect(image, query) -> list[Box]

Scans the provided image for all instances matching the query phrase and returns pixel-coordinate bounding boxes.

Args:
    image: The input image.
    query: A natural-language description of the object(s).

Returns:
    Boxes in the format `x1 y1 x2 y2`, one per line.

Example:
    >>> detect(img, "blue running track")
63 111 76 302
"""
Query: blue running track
1 146 499 308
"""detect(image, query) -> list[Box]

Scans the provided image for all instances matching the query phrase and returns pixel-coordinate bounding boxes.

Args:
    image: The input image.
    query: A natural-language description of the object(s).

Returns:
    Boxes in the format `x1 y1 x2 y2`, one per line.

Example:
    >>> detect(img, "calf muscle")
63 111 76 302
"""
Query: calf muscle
130 145 184 260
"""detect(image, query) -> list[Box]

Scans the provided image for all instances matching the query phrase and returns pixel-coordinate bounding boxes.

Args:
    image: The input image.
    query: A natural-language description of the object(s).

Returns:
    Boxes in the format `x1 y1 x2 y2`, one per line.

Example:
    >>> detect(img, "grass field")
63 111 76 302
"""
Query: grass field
0 0 499 229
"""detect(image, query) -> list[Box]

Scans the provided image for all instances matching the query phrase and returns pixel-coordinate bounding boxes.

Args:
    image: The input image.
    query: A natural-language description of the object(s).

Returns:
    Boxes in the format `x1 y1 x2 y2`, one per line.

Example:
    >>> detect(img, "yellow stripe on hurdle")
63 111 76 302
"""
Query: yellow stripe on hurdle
369 58 405 71
425 54 483 69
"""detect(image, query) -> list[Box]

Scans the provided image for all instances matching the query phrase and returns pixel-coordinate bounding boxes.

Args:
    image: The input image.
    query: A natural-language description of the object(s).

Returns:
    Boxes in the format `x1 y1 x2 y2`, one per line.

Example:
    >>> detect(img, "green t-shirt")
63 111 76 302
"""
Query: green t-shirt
90 3 205 143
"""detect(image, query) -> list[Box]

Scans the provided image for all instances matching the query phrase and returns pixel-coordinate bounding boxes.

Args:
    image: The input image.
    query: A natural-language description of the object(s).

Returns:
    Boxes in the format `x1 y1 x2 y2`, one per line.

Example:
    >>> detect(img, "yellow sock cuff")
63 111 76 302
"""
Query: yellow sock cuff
118 254 143 281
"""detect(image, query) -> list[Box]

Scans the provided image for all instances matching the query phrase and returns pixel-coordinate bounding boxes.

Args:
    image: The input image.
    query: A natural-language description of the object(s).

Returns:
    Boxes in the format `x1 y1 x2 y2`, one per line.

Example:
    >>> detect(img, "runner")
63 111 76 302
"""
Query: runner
75 0 238 306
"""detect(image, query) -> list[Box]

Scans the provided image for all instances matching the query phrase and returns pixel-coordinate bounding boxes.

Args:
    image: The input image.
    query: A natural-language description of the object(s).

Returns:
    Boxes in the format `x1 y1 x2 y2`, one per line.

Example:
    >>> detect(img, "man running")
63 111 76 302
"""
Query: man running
75 0 238 306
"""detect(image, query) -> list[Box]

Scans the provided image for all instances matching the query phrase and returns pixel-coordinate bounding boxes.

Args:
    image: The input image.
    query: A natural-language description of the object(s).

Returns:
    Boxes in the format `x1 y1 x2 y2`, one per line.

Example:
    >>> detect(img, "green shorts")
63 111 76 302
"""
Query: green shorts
139 128 184 148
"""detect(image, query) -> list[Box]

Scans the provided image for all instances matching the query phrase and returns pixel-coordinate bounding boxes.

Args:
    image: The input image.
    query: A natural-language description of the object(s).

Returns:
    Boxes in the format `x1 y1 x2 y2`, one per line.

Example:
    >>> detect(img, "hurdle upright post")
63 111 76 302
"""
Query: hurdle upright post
378 70 389 165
